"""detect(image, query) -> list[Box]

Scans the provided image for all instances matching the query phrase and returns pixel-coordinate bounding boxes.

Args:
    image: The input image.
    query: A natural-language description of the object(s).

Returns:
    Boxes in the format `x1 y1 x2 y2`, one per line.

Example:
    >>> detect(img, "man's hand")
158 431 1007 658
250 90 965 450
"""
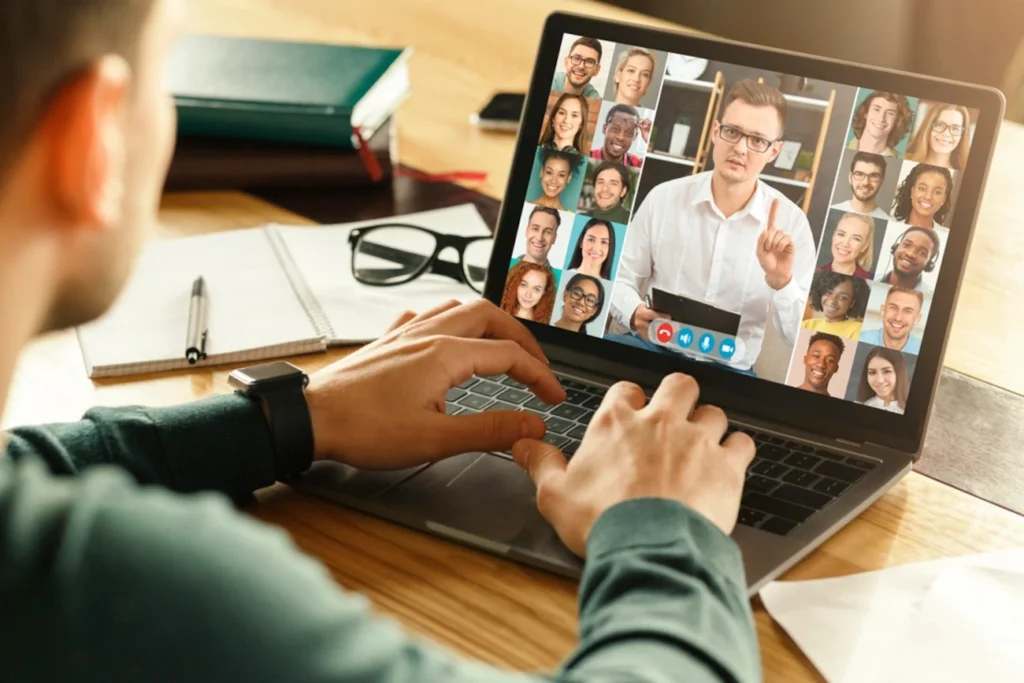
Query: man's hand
638 117 653 144
630 303 672 341
303 300 566 470
756 198 795 290
513 373 755 556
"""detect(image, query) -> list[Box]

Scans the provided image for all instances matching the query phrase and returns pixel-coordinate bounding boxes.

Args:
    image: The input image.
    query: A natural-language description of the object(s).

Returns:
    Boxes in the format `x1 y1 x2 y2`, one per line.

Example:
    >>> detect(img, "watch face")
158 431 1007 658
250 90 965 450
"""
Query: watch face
232 361 305 385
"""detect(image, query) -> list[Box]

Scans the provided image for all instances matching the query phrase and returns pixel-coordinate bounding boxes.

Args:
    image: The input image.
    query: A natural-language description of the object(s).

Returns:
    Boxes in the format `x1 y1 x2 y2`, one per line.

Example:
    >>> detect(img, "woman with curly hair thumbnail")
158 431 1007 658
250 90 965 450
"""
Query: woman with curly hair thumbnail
891 163 953 228
801 271 871 339
499 261 556 324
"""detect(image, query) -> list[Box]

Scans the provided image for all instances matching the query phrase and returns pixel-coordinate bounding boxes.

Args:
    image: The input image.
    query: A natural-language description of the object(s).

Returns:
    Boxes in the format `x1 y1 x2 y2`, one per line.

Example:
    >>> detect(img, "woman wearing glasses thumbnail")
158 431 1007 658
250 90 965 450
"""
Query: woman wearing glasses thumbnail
528 148 581 212
566 218 616 280
499 261 555 324
801 271 871 340
554 273 606 334
891 163 953 229
856 346 910 414
905 102 972 170
819 212 875 279
539 92 591 155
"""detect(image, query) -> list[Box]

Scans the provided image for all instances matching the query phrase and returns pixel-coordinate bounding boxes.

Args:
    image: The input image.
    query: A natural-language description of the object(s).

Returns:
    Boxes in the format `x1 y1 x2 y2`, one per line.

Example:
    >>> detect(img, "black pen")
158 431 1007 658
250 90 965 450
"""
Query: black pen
185 275 209 364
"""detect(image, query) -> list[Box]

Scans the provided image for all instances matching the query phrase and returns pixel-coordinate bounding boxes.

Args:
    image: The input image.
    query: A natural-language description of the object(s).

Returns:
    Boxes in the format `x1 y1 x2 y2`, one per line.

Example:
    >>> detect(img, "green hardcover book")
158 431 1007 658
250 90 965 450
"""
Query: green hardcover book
167 33 410 149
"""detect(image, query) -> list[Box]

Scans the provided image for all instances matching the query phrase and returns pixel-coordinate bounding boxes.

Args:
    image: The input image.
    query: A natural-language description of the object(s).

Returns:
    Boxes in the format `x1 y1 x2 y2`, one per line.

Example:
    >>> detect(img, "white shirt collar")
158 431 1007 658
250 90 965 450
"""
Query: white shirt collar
692 172 768 223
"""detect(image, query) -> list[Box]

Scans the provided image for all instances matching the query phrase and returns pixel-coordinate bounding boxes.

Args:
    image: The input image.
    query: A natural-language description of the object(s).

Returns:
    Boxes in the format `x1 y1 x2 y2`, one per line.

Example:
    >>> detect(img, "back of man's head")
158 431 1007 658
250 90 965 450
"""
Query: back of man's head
0 0 157 185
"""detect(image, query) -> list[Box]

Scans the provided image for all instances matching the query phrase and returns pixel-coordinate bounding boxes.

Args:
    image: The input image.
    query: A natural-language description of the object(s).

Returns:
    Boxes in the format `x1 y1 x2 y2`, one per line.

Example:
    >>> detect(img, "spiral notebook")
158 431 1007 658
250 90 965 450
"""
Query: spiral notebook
76 204 490 378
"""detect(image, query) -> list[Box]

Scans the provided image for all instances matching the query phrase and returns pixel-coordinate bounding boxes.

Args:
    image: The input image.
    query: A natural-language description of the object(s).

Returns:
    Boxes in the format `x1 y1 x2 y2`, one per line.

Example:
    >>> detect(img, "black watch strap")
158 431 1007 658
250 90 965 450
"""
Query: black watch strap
244 380 314 481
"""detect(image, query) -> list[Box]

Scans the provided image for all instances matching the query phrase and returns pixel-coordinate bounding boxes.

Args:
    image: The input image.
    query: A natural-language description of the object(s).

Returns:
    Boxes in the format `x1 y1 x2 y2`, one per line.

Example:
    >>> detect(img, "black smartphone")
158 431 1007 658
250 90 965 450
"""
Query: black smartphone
649 287 741 337
469 92 525 132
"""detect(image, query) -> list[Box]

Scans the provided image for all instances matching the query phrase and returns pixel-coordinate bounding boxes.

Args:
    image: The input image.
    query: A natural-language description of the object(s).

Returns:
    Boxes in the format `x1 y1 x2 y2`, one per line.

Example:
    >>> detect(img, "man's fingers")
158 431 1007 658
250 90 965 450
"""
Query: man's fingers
405 299 465 326
384 309 418 334
768 198 779 229
722 430 757 470
512 439 568 516
421 300 550 366
776 234 795 254
647 372 699 415
603 380 647 411
425 410 546 461
691 403 729 439
758 228 774 254
446 337 565 404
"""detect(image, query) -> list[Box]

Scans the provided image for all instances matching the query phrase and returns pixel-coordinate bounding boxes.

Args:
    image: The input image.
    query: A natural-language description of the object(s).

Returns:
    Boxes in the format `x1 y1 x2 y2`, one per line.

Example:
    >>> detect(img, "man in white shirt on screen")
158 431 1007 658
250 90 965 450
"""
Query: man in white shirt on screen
608 79 816 377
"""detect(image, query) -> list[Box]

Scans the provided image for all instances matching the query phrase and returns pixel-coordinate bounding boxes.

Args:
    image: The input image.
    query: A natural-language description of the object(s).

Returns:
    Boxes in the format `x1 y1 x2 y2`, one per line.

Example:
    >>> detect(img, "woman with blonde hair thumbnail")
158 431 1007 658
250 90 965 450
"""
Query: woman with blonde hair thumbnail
905 102 972 171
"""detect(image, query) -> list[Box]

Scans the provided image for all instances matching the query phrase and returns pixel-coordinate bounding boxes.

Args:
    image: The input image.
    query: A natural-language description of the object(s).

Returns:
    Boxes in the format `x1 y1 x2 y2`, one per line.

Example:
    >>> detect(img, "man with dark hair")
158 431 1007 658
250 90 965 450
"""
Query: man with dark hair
512 205 563 289
795 332 845 395
847 91 913 157
589 103 651 167
832 151 892 220
877 226 940 294
859 286 924 354
551 36 602 98
583 161 632 224
610 79 816 377
0 2 762 680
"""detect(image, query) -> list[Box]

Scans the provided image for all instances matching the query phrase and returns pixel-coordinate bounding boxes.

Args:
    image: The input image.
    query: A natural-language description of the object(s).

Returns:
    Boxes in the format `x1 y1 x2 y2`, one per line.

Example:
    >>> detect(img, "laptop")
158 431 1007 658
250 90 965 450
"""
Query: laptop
294 12 1004 595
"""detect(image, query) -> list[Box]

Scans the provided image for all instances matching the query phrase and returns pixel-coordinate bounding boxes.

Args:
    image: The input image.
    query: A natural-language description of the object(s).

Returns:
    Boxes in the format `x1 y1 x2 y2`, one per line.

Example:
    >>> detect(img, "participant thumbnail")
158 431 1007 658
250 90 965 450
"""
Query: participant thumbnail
525 147 587 213
499 261 557 325
845 89 919 158
562 214 627 281
552 34 615 99
890 160 958 229
904 100 979 171
576 158 639 224
830 148 901 221
858 280 931 356
602 45 667 110
816 209 886 280
844 343 919 414
801 270 872 340
551 270 611 337
538 90 601 157
589 99 654 167
874 222 948 294
509 203 573 290
785 328 857 399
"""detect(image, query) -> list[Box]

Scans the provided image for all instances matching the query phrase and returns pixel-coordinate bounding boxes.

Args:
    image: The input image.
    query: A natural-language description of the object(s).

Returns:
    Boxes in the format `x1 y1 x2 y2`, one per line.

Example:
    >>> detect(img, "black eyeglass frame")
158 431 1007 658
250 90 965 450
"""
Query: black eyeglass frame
348 223 491 293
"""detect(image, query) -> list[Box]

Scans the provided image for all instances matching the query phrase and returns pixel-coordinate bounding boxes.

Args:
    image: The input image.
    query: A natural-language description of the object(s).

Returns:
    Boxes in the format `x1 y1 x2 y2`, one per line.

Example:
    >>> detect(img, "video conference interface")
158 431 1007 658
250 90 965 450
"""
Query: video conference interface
500 33 980 415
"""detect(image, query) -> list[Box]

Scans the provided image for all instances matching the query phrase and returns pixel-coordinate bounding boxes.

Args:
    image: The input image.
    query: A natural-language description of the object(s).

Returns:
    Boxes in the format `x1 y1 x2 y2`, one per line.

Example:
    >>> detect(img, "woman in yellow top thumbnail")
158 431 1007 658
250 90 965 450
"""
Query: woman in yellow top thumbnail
801 270 872 339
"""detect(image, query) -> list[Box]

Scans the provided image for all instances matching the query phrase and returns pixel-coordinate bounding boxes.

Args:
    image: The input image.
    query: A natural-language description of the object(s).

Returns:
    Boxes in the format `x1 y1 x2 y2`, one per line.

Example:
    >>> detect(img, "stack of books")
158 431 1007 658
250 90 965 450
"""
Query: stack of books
163 33 410 192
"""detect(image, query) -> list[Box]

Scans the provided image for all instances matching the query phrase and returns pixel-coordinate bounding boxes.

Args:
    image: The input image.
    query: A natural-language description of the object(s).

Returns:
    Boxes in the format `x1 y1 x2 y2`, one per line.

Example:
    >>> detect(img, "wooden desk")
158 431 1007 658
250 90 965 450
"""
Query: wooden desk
5 1 1024 681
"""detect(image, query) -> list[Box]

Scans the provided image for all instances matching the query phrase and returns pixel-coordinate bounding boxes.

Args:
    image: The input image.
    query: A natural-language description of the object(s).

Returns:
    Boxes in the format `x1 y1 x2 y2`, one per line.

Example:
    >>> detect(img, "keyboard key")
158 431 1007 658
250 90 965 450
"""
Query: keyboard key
544 416 576 434
814 460 867 484
813 448 844 461
782 470 820 488
445 401 463 415
788 442 815 454
542 433 570 449
457 377 479 390
784 453 821 470
551 404 587 421
501 377 527 389
567 424 588 440
563 439 580 456
760 517 799 536
813 477 850 497
483 400 519 412
457 393 494 411
524 397 555 412
446 387 467 402
564 389 589 405
751 461 790 479
756 444 789 462
742 492 815 523
738 507 767 527
577 409 595 426
496 388 532 405
745 475 779 495
845 456 875 470
766 435 786 446
468 380 504 397
561 379 588 391
582 395 604 410
773 484 833 511
584 384 606 396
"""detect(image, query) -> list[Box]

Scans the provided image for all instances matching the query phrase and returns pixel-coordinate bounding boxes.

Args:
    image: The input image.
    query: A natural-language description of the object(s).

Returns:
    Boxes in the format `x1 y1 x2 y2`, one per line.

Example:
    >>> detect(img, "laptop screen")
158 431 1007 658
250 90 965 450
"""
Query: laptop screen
496 33 979 417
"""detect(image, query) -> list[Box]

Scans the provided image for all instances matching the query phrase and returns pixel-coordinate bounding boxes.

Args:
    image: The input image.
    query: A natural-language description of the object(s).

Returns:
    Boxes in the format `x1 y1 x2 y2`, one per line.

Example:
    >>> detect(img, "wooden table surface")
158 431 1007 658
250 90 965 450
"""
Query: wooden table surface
6 1 1024 681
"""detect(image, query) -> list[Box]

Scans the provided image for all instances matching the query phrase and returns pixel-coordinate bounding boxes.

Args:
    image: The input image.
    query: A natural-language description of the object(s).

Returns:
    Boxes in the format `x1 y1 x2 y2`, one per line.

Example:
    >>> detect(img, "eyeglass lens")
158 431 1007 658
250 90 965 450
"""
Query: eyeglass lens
353 227 436 285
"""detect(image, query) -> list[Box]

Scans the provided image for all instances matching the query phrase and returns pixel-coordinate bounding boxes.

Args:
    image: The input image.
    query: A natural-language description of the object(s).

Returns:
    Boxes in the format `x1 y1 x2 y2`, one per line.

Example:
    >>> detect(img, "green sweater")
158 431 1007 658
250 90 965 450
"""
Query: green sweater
0 394 760 683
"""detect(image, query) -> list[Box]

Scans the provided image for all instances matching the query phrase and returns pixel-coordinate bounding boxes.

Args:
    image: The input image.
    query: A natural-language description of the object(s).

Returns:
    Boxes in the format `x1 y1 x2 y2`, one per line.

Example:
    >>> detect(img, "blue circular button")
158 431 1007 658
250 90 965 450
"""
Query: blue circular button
676 327 694 348
698 332 716 355
719 337 736 360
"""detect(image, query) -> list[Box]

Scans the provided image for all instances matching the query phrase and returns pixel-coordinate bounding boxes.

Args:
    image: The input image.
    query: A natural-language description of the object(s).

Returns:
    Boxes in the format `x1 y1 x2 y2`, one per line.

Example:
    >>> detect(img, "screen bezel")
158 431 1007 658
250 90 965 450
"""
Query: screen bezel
483 11 1005 455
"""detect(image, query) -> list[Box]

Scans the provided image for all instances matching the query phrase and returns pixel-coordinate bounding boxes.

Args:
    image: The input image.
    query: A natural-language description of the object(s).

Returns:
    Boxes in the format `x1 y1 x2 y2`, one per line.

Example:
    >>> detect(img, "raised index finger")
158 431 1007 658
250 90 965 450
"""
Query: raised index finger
421 300 550 365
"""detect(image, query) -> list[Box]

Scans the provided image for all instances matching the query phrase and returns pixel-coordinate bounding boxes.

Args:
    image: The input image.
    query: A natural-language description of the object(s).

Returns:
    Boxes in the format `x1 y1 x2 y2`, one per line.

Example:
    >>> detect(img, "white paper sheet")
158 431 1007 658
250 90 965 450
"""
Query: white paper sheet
759 550 1024 682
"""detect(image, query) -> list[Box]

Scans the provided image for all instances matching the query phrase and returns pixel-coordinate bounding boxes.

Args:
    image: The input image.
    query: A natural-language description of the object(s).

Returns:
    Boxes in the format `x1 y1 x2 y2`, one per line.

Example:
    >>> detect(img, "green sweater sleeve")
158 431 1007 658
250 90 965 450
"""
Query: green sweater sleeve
0 399 760 683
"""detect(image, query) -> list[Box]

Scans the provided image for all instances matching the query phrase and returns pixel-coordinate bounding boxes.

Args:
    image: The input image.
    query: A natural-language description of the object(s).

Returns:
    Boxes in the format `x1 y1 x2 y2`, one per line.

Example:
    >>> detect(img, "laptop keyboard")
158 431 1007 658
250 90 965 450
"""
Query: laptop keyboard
445 375 879 537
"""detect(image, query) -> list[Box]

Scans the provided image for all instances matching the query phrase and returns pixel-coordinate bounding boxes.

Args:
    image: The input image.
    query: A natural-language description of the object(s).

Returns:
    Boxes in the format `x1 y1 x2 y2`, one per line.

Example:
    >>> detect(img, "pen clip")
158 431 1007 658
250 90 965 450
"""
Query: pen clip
199 329 208 360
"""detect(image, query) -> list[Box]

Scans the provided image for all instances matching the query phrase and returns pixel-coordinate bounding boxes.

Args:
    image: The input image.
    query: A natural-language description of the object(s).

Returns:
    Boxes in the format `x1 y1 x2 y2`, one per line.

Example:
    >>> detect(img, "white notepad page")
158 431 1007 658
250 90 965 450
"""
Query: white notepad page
270 204 492 344
77 227 325 377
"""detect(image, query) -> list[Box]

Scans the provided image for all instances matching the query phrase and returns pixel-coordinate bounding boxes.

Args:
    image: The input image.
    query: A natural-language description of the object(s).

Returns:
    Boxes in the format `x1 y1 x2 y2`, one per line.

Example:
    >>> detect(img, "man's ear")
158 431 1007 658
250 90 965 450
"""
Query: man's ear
766 139 783 163
45 55 131 232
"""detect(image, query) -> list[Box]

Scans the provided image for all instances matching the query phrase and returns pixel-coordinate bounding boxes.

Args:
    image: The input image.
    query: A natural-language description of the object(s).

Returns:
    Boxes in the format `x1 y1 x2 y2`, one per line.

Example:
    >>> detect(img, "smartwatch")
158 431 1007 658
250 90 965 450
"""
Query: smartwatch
228 361 314 481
